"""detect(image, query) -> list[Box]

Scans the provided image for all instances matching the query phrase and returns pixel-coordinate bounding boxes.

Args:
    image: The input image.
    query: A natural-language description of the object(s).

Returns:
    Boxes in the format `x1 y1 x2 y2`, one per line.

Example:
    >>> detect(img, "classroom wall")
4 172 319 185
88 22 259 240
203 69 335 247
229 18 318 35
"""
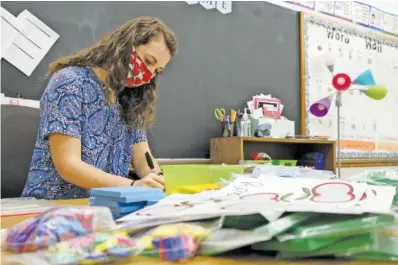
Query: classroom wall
1 1 301 159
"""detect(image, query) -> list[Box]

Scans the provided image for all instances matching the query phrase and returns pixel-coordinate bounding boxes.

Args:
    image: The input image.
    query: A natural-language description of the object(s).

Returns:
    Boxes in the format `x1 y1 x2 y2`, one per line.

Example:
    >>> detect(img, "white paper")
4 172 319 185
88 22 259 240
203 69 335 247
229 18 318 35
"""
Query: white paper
353 185 396 213
383 12 398 36
118 177 395 224
0 7 24 58
317 1 335 15
352 1 370 25
1 93 40 108
185 1 198 5
199 1 216 9
295 1 315 10
369 6 384 29
3 9 59 76
252 108 264 119
334 1 352 20
216 1 232 14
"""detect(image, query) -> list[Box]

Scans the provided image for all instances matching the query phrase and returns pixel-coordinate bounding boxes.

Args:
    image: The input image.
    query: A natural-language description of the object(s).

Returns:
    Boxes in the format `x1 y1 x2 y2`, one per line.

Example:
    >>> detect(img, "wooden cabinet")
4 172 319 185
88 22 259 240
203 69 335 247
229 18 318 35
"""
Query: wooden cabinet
210 137 336 173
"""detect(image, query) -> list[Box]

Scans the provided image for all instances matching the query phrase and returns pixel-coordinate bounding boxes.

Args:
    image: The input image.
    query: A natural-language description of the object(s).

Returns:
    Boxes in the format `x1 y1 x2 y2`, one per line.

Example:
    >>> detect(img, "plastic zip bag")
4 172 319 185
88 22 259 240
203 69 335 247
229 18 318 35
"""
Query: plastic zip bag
222 214 268 230
276 223 398 260
135 222 211 261
3 206 115 253
6 231 142 265
277 213 395 240
200 212 316 256
268 214 395 252
336 222 398 261
276 233 374 259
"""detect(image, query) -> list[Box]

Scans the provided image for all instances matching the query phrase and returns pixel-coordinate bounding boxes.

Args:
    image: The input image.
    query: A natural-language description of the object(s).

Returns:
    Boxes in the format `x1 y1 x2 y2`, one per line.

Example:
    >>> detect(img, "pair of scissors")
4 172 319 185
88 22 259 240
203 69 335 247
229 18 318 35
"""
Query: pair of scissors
214 108 226 121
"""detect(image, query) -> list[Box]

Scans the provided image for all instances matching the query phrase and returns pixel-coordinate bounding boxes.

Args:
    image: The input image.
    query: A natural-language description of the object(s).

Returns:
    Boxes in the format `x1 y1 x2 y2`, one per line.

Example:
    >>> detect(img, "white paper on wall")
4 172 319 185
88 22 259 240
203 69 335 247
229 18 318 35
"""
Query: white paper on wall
199 1 216 10
2 9 59 76
0 7 24 58
216 1 232 14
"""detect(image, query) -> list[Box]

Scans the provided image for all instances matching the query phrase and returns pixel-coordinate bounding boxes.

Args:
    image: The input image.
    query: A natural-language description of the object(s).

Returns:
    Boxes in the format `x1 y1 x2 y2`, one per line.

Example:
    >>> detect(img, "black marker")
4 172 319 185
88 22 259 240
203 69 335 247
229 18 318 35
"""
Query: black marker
145 151 155 172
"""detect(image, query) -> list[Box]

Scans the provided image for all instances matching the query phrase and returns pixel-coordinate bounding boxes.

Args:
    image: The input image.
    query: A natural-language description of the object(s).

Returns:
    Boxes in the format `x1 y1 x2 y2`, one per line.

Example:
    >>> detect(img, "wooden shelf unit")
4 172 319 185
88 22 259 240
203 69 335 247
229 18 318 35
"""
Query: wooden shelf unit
210 137 336 173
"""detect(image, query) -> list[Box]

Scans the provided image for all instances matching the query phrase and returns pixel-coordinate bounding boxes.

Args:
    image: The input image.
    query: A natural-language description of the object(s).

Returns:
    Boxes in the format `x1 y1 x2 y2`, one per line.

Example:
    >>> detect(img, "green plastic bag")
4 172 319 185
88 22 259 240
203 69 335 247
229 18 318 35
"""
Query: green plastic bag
276 233 373 259
200 212 316 256
277 213 394 240
337 224 398 261
256 214 396 253
223 214 268 230
253 218 398 261
253 234 347 253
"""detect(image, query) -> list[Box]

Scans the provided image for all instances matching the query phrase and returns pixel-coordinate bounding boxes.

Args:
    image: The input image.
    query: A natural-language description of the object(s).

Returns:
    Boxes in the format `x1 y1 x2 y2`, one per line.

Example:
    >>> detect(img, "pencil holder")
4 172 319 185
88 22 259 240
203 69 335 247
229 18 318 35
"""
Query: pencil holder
234 121 241 137
220 121 232 137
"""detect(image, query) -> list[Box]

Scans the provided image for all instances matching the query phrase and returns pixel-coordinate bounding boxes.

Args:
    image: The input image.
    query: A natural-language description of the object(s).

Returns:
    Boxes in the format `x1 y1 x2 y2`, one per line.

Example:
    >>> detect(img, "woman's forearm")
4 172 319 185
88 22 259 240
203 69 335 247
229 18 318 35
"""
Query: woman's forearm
56 158 133 189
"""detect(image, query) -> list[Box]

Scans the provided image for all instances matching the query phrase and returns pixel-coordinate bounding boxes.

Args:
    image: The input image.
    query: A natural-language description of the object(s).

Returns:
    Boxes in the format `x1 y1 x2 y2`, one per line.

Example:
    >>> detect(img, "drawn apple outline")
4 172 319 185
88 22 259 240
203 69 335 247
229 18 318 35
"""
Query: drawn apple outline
310 182 355 203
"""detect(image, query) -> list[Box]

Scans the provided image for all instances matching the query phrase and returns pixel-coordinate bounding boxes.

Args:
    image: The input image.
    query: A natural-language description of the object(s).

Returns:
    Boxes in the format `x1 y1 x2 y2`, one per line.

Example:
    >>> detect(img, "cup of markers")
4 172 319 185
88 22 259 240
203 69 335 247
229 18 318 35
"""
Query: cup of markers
214 108 246 137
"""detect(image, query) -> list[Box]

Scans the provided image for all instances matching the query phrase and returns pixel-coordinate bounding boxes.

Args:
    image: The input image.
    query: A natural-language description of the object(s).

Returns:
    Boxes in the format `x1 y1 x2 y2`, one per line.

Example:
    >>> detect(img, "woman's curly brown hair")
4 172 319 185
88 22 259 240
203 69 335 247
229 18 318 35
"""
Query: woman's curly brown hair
47 16 178 129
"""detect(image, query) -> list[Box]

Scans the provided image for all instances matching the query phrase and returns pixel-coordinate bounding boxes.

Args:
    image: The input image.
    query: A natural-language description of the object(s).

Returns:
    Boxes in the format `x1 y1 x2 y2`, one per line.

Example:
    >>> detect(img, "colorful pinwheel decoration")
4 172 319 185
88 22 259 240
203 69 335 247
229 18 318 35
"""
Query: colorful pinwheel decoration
309 58 387 178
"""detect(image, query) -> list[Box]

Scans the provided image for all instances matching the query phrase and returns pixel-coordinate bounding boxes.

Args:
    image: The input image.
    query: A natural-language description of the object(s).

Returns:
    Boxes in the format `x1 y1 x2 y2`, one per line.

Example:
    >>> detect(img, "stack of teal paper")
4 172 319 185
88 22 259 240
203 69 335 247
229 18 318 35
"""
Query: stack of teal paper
90 187 165 219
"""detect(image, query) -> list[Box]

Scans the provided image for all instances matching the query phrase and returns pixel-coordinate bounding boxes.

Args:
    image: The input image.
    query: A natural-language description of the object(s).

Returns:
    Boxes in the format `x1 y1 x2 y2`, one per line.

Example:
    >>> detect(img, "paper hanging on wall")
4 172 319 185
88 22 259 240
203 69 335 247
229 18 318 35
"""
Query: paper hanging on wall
0 7 24 58
199 1 216 10
369 6 384 30
334 1 352 21
216 1 232 14
316 1 335 16
2 9 59 76
383 12 398 35
352 1 370 26
1 93 40 109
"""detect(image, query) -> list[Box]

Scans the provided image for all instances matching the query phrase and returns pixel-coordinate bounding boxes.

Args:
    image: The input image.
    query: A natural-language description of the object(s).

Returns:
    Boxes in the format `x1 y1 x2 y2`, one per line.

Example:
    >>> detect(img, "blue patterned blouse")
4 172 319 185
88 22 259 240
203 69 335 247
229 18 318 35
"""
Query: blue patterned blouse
21 66 147 200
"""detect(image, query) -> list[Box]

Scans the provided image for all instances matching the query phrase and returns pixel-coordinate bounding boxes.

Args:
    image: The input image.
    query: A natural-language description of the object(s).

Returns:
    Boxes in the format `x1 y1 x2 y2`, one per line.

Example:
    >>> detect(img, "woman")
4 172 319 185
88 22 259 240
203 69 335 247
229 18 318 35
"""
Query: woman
21 17 178 200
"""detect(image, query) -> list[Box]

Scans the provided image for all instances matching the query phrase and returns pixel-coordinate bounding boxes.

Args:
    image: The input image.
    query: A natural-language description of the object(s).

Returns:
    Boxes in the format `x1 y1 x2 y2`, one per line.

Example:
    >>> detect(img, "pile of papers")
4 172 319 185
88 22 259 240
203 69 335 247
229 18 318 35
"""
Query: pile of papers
116 173 398 260
247 94 284 119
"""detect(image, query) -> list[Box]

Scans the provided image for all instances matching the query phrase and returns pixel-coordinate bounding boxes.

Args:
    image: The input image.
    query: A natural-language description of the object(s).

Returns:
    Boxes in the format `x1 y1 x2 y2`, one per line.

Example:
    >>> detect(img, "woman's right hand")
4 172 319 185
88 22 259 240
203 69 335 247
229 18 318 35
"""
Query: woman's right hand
133 173 164 189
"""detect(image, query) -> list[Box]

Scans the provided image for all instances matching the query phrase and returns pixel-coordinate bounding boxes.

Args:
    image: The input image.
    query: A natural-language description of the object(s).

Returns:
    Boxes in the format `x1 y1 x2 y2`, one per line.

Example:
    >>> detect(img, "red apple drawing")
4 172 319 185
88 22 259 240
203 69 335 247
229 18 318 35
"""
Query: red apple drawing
310 182 355 203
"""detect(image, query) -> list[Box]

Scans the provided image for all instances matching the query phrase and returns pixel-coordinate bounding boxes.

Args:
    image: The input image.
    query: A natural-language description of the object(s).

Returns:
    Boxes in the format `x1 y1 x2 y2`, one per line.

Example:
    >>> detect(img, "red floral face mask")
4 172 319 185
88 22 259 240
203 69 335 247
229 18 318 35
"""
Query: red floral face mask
126 47 155 88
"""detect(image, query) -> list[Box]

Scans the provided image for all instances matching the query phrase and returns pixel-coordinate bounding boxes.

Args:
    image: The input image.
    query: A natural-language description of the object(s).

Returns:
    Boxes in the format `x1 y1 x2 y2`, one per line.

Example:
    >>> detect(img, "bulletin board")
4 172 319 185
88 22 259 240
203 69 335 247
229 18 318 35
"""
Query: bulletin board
300 13 398 161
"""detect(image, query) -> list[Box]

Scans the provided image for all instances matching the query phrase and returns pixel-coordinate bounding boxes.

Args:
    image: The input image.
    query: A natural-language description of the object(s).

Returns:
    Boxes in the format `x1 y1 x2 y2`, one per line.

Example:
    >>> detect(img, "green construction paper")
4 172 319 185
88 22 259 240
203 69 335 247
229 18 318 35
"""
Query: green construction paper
200 213 316 256
223 214 268 230
254 212 318 236
254 234 345 252
277 213 395 243
277 233 373 259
